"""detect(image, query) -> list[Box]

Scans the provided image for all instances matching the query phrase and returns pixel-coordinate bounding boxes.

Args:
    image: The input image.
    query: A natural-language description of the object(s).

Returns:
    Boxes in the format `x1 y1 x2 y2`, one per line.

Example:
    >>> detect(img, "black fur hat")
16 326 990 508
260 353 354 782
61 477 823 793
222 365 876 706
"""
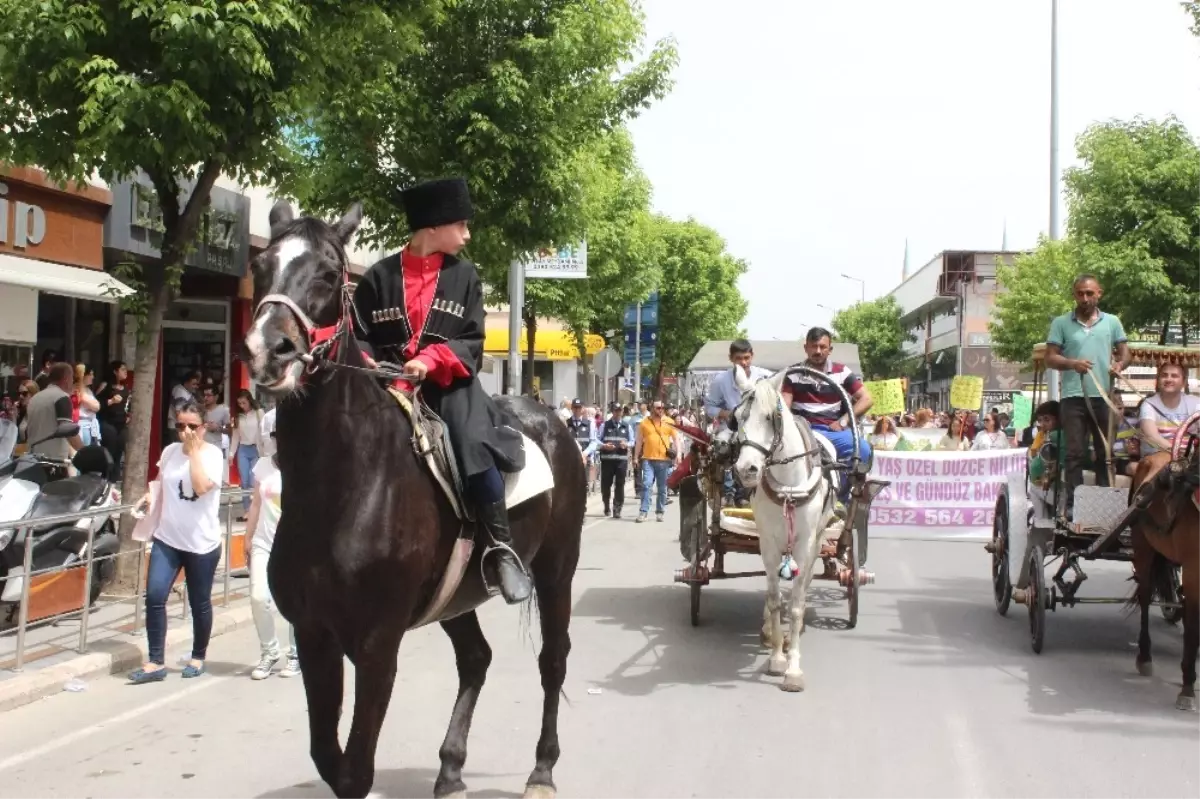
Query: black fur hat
400 177 475 231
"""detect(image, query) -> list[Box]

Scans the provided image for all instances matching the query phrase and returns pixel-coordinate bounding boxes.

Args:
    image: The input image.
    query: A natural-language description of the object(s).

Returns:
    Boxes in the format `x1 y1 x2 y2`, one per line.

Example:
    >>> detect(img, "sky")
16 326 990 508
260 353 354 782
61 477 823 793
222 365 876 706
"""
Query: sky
626 0 1200 340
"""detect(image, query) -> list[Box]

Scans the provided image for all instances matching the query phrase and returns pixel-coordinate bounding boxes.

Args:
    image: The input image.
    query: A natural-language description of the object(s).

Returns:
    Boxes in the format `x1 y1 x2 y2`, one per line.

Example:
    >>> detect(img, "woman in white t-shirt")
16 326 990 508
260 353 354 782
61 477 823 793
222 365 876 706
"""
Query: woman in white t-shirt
1138 362 1199 454
244 434 299 680
128 402 225 685
972 412 1011 451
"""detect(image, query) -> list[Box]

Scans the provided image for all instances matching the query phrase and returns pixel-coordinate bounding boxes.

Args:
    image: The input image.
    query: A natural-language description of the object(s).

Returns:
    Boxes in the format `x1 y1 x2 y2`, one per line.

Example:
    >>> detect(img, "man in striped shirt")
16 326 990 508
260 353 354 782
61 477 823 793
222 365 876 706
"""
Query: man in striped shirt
781 327 874 502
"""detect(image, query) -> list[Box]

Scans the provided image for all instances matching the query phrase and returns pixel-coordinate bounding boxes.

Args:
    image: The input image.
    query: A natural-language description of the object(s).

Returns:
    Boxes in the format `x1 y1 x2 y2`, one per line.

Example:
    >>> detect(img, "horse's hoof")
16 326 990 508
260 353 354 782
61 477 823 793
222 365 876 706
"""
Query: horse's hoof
524 783 557 799
767 656 787 676
1136 660 1154 677
1176 694 1197 712
780 672 805 692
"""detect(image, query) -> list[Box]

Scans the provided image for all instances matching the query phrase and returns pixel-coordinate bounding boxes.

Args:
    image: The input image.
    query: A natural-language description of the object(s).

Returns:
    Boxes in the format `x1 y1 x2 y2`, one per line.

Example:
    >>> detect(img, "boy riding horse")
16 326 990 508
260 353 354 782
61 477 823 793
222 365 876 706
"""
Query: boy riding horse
351 177 531 604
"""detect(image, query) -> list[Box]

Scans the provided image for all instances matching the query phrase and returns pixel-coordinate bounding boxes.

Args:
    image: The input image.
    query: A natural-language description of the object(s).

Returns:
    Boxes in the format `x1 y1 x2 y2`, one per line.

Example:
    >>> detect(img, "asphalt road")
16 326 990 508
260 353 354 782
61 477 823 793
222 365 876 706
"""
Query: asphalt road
0 494 1195 799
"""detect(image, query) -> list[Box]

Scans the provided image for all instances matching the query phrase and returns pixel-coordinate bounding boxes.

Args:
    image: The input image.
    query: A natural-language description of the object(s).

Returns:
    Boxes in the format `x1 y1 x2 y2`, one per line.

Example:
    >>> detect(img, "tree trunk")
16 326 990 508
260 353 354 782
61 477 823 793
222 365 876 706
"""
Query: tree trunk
1182 317 1189 347
111 269 170 595
110 159 222 595
1160 320 1169 346
522 306 537 397
655 359 666 400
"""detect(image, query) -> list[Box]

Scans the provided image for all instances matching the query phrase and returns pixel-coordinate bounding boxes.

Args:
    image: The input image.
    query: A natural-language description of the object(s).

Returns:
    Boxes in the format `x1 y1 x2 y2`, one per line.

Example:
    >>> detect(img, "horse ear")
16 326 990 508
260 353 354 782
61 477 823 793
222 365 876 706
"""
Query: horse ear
268 200 294 238
733 366 753 393
334 202 363 244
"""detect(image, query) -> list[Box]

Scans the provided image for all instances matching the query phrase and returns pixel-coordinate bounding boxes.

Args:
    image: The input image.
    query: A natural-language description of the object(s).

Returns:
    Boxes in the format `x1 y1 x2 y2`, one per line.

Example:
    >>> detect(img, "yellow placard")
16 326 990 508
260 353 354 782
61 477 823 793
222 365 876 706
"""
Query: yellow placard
950 375 984 410
863 379 905 416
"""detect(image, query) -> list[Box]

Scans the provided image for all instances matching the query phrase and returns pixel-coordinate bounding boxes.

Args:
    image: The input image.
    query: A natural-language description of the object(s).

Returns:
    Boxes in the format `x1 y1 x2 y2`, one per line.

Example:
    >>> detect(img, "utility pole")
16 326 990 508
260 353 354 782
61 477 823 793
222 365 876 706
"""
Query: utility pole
506 260 523 395
1047 0 1062 401
633 301 642 403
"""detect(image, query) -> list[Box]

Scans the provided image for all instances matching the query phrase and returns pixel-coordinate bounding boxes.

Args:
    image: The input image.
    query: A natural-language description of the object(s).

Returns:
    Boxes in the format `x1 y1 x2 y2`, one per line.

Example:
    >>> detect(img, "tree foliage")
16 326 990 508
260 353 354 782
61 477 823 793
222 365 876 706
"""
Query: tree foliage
1185 2 1200 37
651 217 749 381
990 237 1077 364
0 0 430 589
1063 116 1199 332
830 296 912 379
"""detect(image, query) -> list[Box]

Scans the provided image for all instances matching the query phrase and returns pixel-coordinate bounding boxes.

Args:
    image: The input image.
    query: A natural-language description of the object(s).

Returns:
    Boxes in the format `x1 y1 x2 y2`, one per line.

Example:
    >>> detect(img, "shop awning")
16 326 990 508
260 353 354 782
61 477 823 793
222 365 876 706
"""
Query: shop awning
0 253 135 302
484 329 605 361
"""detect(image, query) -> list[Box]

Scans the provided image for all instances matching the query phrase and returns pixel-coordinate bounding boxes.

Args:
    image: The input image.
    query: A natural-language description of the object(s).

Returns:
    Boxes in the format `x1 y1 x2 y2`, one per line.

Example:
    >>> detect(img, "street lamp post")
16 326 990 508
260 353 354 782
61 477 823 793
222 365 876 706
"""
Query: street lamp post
1047 0 1062 402
841 273 865 303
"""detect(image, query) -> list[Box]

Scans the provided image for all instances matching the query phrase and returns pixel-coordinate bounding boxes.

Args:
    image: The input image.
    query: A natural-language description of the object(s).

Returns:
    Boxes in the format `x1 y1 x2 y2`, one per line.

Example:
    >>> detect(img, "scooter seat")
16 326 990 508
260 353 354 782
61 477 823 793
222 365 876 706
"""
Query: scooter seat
30 475 110 519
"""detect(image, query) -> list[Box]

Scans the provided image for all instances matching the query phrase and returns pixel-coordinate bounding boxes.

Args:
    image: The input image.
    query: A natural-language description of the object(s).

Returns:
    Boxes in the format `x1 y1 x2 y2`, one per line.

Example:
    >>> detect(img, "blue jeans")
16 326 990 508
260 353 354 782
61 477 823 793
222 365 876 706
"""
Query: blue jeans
640 459 670 515
236 444 260 512
145 539 221 665
810 425 872 502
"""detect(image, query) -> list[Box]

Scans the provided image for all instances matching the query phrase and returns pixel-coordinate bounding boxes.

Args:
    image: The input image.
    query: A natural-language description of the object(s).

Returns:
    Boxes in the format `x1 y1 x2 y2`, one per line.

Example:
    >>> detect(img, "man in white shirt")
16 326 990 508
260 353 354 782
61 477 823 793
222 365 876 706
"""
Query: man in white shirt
702 339 773 504
703 339 774 429
1138 362 1200 454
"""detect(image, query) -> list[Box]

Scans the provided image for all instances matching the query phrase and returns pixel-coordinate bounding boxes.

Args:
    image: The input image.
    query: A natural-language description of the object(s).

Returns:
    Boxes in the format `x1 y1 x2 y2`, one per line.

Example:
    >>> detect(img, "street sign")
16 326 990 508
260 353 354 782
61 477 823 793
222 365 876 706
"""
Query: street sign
622 299 660 327
592 347 621 378
623 346 656 365
523 241 588 279
623 328 658 349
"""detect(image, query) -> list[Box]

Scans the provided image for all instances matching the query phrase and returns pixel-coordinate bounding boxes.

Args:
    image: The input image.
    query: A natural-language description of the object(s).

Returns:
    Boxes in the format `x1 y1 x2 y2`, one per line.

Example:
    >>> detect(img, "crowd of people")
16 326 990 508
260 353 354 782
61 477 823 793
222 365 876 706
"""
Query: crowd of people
866 407 1016 452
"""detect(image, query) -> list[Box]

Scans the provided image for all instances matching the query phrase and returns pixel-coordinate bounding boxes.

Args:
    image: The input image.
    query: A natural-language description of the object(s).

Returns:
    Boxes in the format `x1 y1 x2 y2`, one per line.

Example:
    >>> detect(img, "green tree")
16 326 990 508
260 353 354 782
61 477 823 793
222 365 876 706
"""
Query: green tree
989 237 1077 364
829 296 912 379
285 0 677 392
0 0 429 590
1064 116 1199 338
1185 2 1200 37
651 217 749 390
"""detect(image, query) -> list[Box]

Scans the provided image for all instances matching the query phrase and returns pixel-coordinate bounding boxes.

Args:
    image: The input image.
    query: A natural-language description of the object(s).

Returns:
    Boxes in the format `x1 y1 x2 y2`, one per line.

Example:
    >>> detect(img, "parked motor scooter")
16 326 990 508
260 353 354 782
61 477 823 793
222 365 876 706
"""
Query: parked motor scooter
0 423 122 622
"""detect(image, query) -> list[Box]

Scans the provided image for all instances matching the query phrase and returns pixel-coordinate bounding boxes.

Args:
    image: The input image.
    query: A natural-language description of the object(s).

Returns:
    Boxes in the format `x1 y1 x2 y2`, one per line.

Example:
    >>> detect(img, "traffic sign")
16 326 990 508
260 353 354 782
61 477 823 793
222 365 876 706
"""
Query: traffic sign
592 347 622 378
623 328 658 349
623 346 656 365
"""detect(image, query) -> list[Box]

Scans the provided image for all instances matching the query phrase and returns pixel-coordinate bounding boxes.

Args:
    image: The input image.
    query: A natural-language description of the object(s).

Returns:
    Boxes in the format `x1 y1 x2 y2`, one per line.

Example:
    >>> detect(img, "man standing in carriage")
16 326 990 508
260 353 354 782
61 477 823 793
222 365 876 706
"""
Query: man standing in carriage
351 177 532 605
1043 273 1131 519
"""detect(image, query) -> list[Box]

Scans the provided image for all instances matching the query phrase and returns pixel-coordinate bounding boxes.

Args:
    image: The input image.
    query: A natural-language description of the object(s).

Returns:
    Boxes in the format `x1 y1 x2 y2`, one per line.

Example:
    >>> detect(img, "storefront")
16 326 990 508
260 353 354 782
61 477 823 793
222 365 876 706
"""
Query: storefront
0 166 131 407
104 175 250 469
482 326 605 403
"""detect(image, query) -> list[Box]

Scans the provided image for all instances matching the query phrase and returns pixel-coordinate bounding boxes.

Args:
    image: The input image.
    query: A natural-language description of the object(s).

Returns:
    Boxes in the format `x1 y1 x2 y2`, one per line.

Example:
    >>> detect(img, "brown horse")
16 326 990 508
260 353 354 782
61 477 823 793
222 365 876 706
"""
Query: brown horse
243 202 586 798
1129 416 1199 711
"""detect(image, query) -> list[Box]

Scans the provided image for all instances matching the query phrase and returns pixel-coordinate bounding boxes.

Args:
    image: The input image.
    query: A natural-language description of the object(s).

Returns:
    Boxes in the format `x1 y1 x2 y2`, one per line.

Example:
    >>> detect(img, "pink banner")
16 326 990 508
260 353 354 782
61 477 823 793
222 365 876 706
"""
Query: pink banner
867 449 1028 539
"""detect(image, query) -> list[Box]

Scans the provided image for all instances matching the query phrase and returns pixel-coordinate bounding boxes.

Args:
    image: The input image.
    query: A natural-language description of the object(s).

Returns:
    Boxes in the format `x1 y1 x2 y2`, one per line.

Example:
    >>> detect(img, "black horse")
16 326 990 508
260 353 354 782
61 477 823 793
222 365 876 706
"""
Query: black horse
243 201 586 799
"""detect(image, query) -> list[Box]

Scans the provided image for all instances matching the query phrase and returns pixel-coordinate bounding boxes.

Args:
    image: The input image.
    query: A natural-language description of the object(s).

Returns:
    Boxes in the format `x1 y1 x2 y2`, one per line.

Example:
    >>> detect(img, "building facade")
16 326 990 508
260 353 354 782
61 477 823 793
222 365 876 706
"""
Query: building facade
0 166 131 407
889 250 1027 411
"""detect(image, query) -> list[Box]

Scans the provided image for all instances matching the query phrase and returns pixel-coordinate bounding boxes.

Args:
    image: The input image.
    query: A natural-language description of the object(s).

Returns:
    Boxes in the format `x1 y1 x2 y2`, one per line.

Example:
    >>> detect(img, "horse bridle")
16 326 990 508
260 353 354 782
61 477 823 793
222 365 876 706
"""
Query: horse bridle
733 388 820 469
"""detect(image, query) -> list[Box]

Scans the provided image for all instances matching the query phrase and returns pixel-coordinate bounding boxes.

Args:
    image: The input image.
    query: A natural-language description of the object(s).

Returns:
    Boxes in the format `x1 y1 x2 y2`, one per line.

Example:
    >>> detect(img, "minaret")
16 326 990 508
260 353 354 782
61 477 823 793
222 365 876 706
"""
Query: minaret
902 238 911 280
1001 218 1009 251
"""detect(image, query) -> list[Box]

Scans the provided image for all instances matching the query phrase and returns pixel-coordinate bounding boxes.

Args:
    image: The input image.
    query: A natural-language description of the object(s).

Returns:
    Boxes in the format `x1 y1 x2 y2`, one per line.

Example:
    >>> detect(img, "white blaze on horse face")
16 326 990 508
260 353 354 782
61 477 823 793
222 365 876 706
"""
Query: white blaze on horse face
246 237 312 377
734 384 774 488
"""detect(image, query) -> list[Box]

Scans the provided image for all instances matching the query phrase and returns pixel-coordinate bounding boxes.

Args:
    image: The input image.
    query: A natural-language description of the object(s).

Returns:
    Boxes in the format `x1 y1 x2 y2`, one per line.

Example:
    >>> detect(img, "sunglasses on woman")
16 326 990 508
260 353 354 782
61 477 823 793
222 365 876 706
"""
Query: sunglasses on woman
175 422 202 432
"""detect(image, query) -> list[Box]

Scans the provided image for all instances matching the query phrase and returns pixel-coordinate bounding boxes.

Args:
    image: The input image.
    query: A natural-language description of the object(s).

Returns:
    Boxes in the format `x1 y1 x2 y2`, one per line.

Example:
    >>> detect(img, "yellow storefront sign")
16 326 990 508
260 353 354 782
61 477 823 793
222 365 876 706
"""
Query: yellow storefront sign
484 329 605 361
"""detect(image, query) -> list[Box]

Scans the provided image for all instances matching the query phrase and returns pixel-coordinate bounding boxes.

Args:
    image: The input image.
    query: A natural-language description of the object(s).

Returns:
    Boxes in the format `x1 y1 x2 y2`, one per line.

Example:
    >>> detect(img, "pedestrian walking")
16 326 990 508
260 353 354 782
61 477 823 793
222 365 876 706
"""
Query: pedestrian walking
245 425 299 680
634 400 679 523
598 402 633 518
74 364 101 447
128 401 224 684
95 361 130 479
229 389 263 521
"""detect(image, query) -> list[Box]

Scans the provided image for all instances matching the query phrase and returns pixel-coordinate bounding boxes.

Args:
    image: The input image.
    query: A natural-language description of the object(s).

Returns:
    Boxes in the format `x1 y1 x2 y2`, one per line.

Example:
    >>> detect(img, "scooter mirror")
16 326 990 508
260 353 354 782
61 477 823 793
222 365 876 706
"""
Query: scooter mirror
55 422 81 439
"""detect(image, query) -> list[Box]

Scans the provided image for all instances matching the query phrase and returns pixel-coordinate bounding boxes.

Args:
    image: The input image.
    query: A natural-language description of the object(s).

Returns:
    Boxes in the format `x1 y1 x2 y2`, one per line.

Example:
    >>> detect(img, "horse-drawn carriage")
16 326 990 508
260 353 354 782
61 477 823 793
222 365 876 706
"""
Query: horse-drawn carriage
989 343 1200 656
673 365 887 636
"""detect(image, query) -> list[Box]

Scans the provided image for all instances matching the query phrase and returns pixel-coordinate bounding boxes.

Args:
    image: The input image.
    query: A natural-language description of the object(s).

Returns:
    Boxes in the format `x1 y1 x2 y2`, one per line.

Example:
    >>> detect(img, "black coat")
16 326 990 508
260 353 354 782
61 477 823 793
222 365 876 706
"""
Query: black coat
352 252 525 477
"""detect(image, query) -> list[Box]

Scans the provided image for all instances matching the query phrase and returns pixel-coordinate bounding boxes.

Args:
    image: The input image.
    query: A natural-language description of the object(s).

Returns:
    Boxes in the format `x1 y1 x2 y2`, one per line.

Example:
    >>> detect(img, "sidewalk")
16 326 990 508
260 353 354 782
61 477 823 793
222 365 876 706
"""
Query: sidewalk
0 487 623 713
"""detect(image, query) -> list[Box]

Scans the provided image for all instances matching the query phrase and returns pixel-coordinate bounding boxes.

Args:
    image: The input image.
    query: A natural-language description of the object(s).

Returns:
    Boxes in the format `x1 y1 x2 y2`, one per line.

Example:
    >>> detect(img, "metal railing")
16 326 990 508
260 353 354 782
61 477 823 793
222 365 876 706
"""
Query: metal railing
0 487 252 672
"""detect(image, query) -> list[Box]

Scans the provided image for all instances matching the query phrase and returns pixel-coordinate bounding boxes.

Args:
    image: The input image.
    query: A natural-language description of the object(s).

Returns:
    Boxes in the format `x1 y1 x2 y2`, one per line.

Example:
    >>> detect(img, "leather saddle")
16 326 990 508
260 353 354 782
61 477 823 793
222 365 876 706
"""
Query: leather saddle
386 387 472 521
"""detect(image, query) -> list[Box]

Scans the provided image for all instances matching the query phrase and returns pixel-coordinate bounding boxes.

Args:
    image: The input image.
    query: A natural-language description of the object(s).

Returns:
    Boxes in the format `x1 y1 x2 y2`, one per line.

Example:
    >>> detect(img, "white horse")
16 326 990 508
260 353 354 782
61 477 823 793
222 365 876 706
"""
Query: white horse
731 370 835 692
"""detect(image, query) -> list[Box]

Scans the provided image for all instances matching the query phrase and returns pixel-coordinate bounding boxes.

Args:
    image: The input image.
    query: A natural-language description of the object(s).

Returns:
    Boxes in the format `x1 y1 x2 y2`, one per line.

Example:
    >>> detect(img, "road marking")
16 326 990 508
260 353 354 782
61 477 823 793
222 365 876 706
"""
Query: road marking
0 673 235 773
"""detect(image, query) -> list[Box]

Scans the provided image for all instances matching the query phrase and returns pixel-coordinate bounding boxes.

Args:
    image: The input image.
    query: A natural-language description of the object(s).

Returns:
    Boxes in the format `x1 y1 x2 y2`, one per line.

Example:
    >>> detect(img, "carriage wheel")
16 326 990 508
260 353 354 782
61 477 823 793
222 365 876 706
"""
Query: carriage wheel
689 546 702 627
1160 565 1183 625
1028 544 1046 654
992 498 1012 617
846 513 860 629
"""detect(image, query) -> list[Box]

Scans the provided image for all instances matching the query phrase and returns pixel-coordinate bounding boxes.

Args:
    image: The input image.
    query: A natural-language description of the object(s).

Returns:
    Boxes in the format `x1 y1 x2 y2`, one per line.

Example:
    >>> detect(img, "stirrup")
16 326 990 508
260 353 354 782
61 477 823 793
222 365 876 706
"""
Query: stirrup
479 540 530 598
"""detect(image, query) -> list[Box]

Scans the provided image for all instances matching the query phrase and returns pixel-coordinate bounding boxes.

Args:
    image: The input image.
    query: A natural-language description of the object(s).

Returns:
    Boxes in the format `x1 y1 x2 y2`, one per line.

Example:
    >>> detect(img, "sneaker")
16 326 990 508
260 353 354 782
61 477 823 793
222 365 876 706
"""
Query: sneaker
251 655 279 680
279 657 301 678
656 512 664 522
613 507 621 519
603 504 610 516
636 514 646 524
